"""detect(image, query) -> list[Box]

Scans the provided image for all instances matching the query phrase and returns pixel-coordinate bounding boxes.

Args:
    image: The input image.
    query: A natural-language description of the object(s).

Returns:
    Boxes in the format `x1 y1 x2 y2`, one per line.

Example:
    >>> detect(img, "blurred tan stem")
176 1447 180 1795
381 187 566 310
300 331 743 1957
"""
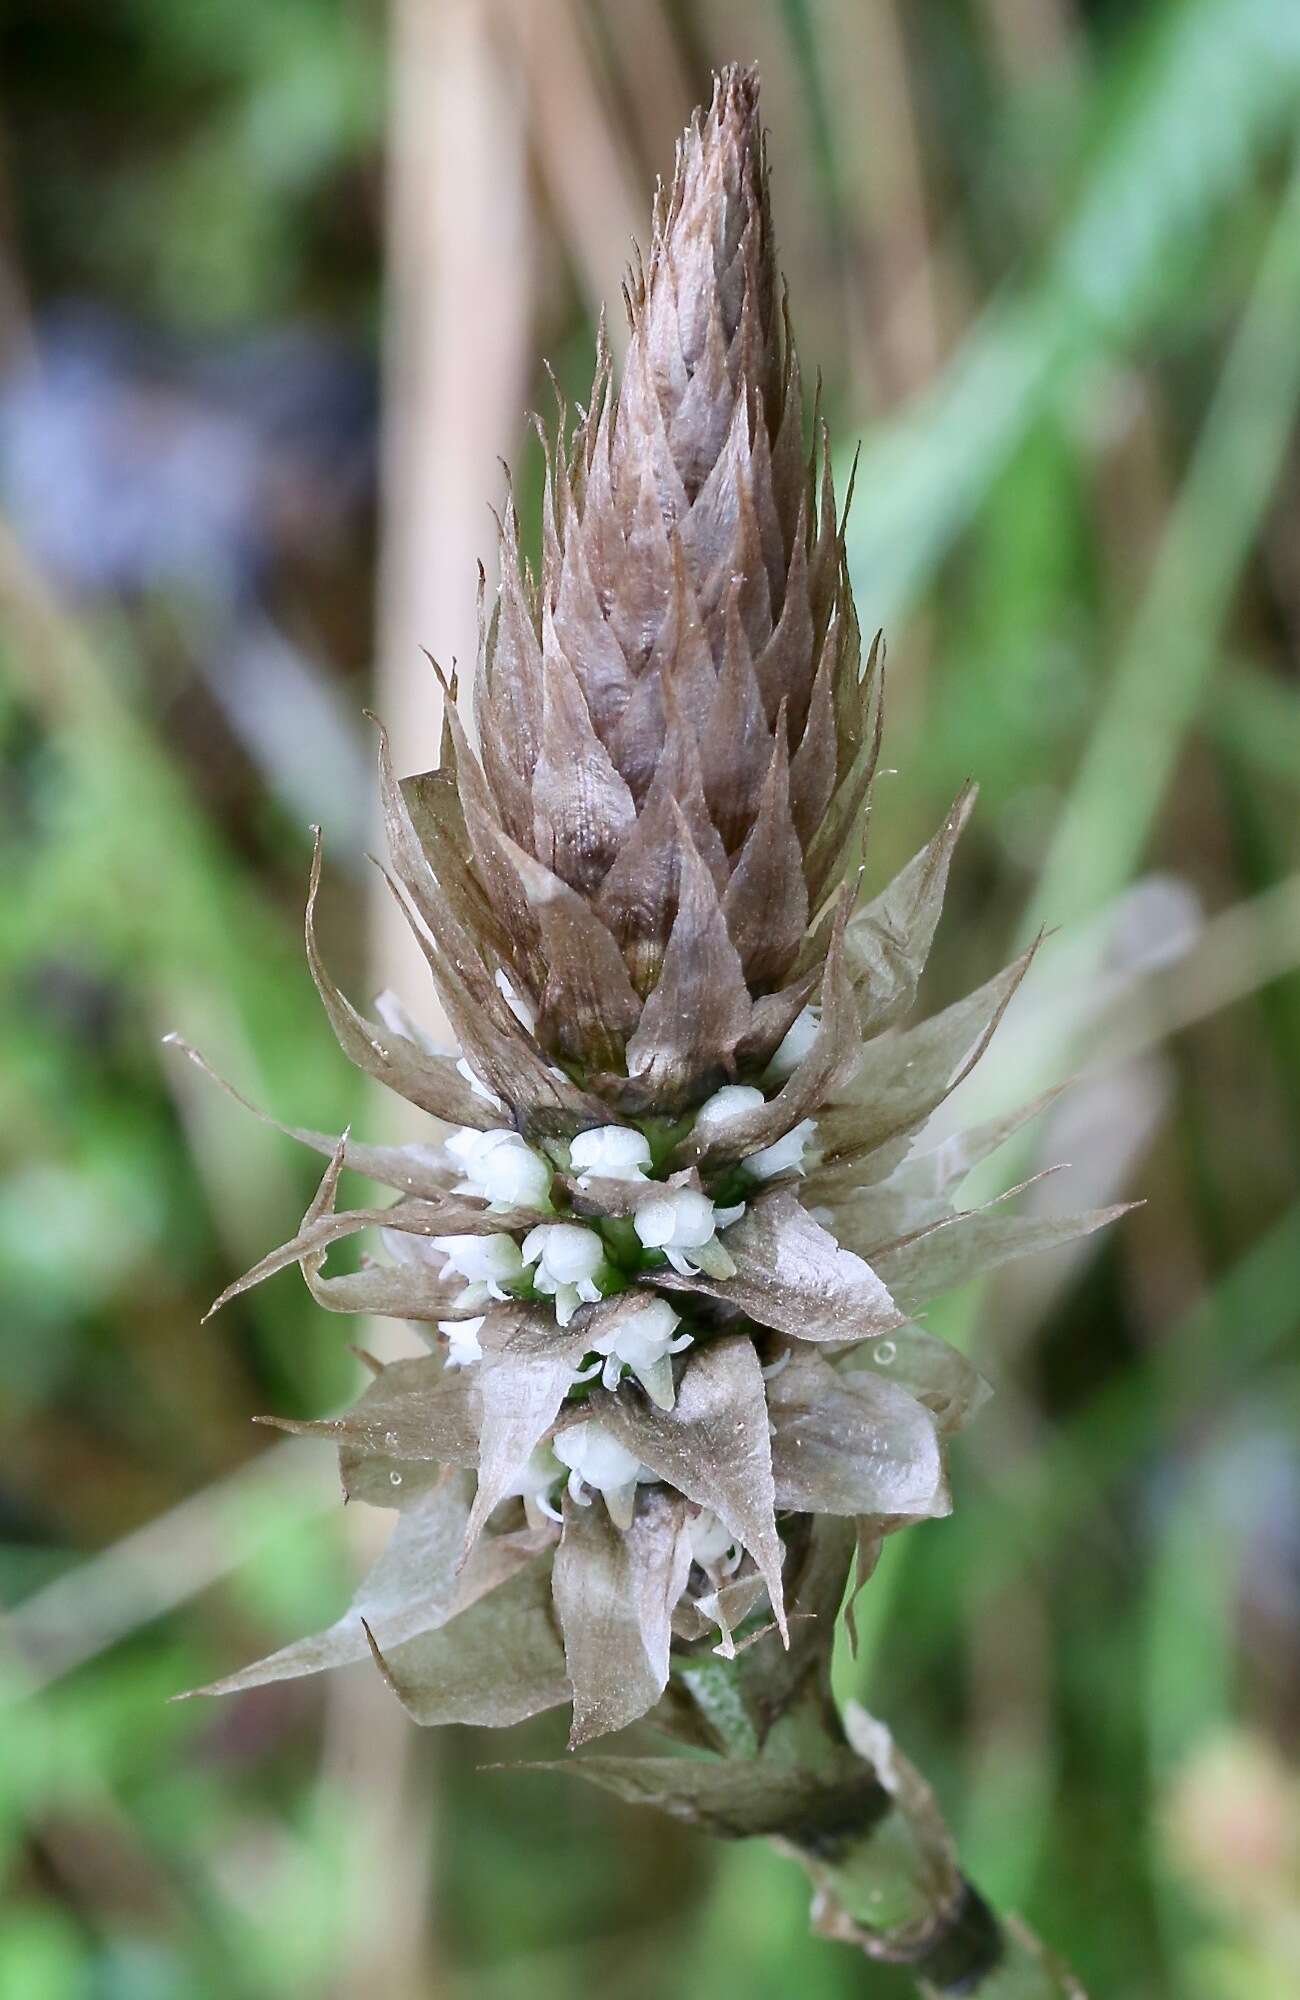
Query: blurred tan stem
323 4 537 1995
501 0 641 348
372 0 535 1045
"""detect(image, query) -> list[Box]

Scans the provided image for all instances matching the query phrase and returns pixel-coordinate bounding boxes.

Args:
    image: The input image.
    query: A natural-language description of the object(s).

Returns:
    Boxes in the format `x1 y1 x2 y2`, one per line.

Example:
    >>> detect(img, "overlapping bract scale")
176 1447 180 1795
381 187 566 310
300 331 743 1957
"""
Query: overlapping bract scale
443 67 880 1109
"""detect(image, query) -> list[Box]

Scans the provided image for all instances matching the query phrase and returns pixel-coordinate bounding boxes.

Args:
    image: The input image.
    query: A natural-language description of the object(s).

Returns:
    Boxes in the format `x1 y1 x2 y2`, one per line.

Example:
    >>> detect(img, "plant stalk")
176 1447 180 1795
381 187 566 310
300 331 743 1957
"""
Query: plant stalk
681 1663 1084 1997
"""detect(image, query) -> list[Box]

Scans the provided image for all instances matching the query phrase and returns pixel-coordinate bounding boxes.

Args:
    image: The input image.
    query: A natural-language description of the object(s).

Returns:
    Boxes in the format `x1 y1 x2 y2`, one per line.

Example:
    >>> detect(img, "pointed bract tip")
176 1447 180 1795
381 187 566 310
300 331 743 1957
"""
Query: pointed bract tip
360 1617 399 1695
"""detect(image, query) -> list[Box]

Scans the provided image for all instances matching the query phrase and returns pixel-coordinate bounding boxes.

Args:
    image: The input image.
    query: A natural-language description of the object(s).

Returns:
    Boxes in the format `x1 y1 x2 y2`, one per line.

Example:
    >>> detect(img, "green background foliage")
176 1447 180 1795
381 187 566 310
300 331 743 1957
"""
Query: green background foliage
1 1 1298 1994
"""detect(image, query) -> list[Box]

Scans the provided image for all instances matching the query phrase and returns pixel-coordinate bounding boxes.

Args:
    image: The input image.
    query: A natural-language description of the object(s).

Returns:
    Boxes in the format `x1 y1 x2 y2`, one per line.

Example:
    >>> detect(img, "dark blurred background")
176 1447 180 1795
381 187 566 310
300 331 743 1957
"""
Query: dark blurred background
1 2 1298 1995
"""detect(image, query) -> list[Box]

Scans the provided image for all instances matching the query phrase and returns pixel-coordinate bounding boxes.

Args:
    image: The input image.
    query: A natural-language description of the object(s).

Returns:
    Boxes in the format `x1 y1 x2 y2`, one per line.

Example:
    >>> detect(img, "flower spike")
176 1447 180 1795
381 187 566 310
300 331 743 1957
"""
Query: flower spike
181 70 1114 1812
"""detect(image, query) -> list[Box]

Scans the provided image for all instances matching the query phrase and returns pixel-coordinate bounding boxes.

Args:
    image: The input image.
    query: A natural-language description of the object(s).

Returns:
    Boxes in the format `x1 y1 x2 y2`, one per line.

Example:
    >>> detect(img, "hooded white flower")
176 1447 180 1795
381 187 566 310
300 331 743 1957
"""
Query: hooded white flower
445 1127 553 1209
552 1420 651 1529
743 1118 818 1182
443 1125 494 1176
589 1296 692 1408
436 1313 484 1368
431 1231 525 1308
521 1221 606 1325
503 1442 564 1526
633 1187 741 1278
568 1124 653 1187
764 1004 821 1081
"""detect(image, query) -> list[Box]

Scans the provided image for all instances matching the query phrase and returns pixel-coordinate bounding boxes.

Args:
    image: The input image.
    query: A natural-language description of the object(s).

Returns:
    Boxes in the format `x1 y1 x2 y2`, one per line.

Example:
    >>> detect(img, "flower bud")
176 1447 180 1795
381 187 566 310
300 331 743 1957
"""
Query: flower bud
443 1125 496 1176
744 1118 818 1182
695 1084 766 1130
494 969 536 1034
764 1006 821 1082
634 1188 716 1251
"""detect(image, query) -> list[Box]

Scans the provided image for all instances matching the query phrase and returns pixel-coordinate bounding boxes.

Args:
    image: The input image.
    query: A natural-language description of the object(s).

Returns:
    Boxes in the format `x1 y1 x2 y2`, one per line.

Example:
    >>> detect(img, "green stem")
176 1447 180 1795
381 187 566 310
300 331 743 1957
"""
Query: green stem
683 1669 1084 1997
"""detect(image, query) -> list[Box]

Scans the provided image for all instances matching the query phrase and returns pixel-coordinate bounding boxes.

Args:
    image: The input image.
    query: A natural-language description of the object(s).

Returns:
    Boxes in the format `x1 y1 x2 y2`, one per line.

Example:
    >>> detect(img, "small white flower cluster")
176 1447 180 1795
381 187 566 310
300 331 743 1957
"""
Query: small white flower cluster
485 1424 749 1656
425 1053 816 1450
488 1427 742 1585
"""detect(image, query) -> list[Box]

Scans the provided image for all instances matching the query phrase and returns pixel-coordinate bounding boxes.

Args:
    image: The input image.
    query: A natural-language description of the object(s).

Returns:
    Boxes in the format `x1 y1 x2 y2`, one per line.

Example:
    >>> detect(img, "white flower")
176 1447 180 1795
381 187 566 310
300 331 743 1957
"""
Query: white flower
569 1124 652 1187
494 969 537 1034
552 1420 651 1528
764 1005 820 1081
694 1083 765 1131
634 1187 739 1278
744 1117 817 1181
445 1127 552 1209
686 1508 742 1576
589 1296 692 1408
503 1443 563 1526
672 1511 745 1658
380 1226 441 1269
436 1313 484 1367
442 1125 495 1176
693 1087 810 1185
431 1230 525 1308
521 1221 606 1325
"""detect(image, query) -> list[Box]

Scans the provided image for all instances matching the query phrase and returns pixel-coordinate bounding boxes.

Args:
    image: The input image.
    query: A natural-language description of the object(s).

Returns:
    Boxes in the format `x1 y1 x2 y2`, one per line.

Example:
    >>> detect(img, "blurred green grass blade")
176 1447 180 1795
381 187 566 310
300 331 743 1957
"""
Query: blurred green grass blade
844 0 1300 625
1022 153 1300 938
952 1200 1300 1594
1144 1476 1238 1785
1142 1451 1248 1990
0 534 343 1102
776 0 841 234
924 154 1300 1378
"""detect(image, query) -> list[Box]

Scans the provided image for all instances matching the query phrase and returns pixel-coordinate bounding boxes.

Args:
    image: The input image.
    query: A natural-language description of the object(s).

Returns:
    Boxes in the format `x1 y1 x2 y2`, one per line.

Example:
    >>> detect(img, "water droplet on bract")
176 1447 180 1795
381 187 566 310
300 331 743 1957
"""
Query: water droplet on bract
875 1340 896 1365
385 1430 398 1447
389 1470 403 1487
